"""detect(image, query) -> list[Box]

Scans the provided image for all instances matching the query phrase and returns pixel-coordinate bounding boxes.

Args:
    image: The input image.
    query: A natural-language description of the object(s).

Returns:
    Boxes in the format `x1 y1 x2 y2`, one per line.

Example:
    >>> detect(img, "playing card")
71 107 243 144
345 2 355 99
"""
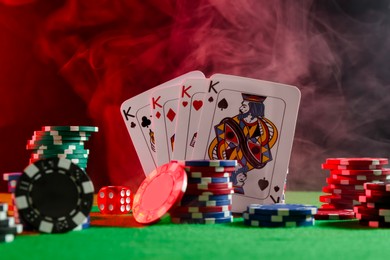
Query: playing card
149 84 181 165
193 74 301 212
172 78 210 160
120 71 205 176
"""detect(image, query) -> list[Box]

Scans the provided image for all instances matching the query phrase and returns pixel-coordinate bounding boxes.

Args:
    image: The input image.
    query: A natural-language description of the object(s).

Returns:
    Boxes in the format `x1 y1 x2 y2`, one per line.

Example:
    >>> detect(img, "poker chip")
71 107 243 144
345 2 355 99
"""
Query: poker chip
247 204 318 216
177 199 232 207
187 171 232 178
358 219 390 228
183 166 237 173
354 205 390 217
180 194 232 202
244 218 315 228
132 162 187 224
179 160 237 167
0 234 14 243
0 224 23 235
322 186 363 196
330 169 390 176
319 195 359 206
325 158 389 166
31 136 89 141
184 188 234 195
170 216 233 224
321 163 383 170
187 177 231 184
170 205 232 213
313 208 355 220
0 203 8 212
170 211 232 219
330 174 388 181
326 177 382 186
14 158 94 233
186 182 233 190
42 126 99 132
33 148 90 155
364 181 390 191
243 212 313 222
26 143 86 150
365 189 390 198
34 130 92 137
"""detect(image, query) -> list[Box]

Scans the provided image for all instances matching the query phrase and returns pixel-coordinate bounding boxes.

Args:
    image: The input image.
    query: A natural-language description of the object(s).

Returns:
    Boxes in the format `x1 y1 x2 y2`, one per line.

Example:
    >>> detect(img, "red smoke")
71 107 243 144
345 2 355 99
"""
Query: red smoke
0 0 389 192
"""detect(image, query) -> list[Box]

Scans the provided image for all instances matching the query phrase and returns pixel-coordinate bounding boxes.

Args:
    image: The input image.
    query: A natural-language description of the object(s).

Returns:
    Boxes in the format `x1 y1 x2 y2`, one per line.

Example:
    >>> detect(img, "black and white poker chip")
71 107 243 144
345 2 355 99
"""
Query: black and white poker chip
14 158 94 233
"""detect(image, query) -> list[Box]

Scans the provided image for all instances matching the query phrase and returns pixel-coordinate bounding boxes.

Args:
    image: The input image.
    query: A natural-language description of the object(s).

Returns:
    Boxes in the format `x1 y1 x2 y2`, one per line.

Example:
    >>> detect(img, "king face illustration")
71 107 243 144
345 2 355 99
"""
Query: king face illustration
208 93 278 194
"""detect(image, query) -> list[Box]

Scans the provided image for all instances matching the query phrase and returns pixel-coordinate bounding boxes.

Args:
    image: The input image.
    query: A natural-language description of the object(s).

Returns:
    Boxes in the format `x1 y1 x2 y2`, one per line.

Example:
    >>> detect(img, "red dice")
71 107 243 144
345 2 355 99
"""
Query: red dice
97 186 133 214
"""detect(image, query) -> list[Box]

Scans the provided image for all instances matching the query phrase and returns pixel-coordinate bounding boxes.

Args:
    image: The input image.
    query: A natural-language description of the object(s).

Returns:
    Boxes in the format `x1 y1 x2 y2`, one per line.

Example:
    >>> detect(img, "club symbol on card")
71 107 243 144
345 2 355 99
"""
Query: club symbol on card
130 122 136 128
274 186 280 192
141 116 151 128
258 177 269 191
218 98 228 111
193 100 203 111
182 101 188 107
208 97 214 103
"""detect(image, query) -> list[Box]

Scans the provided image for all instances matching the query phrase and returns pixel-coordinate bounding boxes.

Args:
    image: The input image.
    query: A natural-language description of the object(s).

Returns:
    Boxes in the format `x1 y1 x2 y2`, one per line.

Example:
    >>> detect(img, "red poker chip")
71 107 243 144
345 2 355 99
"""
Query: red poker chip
355 213 390 222
169 205 232 214
365 189 390 198
359 195 390 204
186 183 233 190
319 195 359 206
184 188 234 195
353 205 390 217
329 168 390 176
321 163 384 170
322 186 362 196
330 174 388 182
320 203 352 210
364 182 390 192
314 208 355 220
325 158 389 166
326 177 377 186
365 201 390 209
327 183 364 191
132 162 187 224
358 219 390 228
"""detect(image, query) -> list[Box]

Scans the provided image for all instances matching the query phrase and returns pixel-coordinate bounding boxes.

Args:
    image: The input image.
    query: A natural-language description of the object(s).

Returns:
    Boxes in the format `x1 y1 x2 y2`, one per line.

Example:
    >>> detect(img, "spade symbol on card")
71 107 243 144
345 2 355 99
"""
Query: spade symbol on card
130 122 136 128
208 97 214 103
141 116 151 128
258 177 269 191
274 186 280 192
218 98 228 111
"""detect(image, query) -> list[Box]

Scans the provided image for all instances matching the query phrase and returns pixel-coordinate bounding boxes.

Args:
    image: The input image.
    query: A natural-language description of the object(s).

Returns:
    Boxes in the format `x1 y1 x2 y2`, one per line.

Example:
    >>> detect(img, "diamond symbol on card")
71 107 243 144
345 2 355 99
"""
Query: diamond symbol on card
166 109 176 122
155 112 161 119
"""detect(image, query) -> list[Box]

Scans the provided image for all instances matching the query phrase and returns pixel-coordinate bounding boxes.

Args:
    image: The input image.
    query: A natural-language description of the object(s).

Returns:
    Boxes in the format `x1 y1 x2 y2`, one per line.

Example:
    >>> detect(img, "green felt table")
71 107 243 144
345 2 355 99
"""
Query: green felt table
1 191 389 260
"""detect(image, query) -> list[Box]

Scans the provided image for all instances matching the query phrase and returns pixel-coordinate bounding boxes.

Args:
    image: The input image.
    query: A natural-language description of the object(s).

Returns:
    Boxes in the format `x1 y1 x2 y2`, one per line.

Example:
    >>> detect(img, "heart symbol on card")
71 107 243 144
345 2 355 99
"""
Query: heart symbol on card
182 101 188 107
193 100 203 111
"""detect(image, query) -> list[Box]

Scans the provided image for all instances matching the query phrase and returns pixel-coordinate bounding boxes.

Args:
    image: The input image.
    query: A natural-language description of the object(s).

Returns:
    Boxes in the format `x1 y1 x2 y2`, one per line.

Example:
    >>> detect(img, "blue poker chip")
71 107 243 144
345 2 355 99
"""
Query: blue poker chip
183 160 237 167
180 194 232 202
171 215 233 224
243 211 313 222
244 218 315 227
177 199 232 207
187 177 231 184
248 204 318 216
170 211 232 219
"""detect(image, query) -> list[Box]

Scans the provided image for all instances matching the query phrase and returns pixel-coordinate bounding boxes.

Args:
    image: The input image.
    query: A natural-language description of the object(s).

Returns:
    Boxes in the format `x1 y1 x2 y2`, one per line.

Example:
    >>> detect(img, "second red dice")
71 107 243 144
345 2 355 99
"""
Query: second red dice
97 186 133 214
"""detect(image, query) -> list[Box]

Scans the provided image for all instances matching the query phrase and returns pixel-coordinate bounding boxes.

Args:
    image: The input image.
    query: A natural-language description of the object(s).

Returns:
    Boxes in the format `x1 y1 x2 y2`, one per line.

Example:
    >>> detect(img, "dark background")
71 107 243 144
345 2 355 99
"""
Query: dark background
0 0 389 193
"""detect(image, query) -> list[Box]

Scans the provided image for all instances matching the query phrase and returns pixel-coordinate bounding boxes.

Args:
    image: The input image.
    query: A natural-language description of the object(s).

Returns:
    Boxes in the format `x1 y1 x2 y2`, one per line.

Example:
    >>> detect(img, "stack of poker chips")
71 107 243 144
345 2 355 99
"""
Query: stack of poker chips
169 160 237 224
26 125 99 172
0 203 23 243
25 126 97 230
315 157 389 220
243 204 317 227
354 182 390 228
2 172 23 226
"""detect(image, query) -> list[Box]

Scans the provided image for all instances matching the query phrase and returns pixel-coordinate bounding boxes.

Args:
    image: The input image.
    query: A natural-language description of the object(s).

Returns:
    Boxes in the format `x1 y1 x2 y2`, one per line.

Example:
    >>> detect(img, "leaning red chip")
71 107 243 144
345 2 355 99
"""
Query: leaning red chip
325 158 389 166
132 162 187 224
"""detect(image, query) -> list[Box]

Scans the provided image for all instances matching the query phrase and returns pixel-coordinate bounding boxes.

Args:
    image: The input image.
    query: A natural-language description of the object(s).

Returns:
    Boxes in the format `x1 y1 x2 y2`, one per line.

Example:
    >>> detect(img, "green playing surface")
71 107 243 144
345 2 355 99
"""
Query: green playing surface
2 192 389 260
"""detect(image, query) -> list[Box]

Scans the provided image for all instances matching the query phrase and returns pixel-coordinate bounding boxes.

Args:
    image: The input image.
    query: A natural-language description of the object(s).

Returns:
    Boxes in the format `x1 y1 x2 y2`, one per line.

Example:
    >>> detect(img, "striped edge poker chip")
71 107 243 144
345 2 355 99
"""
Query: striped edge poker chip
15 158 94 233
247 204 318 216
132 162 187 224
325 158 389 166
